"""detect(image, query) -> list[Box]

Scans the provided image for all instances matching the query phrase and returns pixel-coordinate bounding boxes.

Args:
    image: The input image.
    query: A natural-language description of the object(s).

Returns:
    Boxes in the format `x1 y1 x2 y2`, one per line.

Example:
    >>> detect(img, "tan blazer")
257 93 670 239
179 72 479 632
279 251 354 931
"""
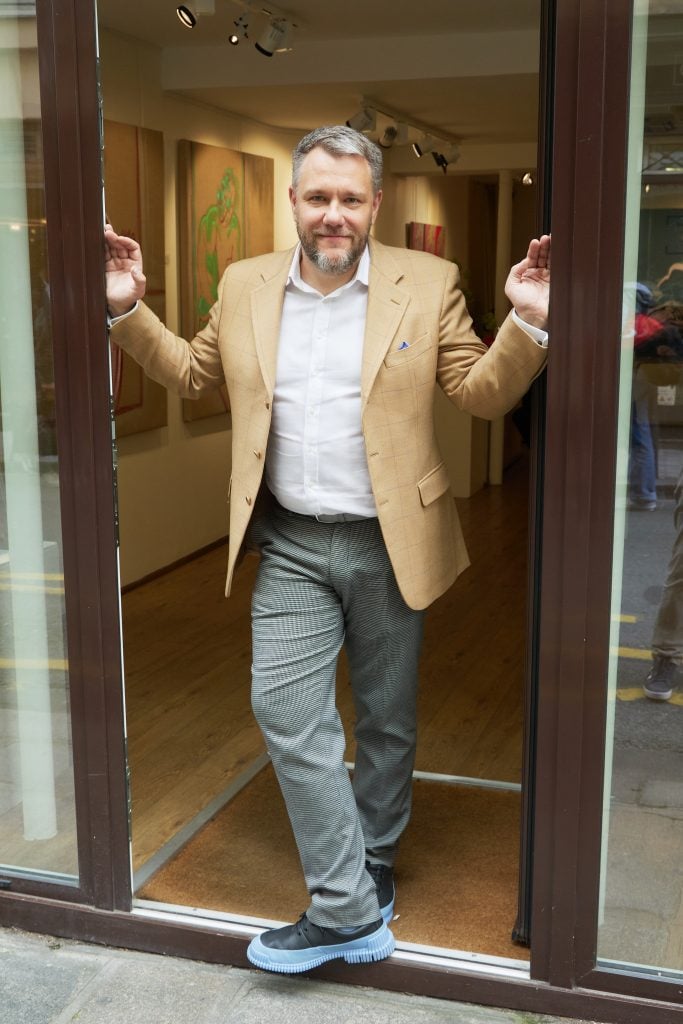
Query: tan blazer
111 238 547 610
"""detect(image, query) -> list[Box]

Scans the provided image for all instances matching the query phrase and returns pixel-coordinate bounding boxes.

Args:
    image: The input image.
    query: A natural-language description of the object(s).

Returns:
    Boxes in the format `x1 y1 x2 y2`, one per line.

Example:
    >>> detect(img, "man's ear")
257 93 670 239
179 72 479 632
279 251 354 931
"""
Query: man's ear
288 186 297 214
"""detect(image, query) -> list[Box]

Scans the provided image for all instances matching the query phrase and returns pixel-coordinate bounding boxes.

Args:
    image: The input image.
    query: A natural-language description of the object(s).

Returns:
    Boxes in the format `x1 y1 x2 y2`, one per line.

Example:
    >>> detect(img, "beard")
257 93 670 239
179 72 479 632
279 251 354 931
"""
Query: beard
296 222 369 276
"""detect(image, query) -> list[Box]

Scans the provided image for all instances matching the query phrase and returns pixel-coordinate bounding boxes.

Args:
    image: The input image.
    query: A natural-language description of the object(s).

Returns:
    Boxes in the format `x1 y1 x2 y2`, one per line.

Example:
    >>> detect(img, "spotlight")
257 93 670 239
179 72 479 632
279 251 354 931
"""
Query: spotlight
412 135 437 158
378 125 398 149
522 172 534 186
176 1 214 28
176 4 197 28
433 143 461 172
346 107 377 133
255 17 292 56
229 32 240 44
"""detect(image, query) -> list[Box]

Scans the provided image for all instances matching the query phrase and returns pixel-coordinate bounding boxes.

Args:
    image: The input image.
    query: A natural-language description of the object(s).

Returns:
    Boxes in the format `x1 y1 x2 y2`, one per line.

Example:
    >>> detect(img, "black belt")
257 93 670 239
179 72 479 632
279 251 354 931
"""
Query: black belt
273 499 373 524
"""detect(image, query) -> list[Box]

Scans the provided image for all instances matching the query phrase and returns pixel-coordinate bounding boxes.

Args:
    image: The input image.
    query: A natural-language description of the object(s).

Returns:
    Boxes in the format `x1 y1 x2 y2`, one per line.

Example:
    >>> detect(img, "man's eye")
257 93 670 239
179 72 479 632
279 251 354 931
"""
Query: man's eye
346 198 361 205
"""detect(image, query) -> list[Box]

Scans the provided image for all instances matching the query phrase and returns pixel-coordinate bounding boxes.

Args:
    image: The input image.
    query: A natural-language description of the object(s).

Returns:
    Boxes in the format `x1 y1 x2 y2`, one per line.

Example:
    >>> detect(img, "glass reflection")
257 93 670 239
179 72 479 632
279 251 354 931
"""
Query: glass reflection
600 0 683 977
0 7 78 879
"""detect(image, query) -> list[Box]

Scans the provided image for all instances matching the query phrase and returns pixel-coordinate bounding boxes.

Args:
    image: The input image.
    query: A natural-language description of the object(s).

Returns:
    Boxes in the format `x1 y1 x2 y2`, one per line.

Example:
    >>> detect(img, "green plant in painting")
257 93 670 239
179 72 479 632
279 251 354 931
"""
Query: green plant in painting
196 168 242 324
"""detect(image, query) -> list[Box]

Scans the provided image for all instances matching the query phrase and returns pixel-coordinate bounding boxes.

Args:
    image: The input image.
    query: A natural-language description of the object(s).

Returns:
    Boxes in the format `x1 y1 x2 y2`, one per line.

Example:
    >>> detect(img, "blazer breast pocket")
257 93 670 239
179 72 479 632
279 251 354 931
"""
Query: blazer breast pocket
383 331 432 368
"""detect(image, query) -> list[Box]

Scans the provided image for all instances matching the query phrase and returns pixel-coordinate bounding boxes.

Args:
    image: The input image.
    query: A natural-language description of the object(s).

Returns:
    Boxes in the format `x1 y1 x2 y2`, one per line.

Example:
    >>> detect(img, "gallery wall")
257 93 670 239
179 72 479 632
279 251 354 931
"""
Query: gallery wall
100 29 504 586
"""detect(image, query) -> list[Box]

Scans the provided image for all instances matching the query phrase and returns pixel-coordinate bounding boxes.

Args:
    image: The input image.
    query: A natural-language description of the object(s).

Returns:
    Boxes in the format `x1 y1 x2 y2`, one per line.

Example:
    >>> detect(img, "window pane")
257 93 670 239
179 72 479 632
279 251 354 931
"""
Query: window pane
599 0 683 977
0 5 78 881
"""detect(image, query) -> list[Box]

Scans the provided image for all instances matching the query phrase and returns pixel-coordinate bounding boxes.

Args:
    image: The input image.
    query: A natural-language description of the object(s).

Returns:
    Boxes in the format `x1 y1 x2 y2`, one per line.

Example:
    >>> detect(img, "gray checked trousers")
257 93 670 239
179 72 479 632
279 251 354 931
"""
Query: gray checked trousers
249 503 425 928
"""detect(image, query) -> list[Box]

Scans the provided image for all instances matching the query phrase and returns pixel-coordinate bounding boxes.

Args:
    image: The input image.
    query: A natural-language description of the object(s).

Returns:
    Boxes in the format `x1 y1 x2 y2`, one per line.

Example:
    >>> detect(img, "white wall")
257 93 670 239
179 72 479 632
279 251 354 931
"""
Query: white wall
102 30 492 583
101 30 300 586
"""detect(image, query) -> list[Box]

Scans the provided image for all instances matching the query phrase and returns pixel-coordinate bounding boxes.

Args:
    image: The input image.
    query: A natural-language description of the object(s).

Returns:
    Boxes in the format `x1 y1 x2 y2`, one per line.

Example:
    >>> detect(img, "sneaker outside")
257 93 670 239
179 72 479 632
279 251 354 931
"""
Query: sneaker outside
247 913 394 974
365 860 395 924
643 655 677 701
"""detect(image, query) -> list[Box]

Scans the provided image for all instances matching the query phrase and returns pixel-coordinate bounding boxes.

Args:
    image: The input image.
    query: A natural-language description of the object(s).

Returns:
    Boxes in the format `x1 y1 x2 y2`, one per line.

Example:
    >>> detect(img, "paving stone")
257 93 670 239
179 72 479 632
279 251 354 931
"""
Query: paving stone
0 928 590 1024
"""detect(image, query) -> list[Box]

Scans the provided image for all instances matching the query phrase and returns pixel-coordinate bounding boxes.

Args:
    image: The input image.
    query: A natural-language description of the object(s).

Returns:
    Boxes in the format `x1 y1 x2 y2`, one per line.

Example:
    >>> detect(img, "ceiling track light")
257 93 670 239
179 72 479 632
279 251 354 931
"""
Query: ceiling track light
176 4 197 28
346 107 377 133
378 125 398 149
412 135 438 158
176 0 215 28
255 16 293 56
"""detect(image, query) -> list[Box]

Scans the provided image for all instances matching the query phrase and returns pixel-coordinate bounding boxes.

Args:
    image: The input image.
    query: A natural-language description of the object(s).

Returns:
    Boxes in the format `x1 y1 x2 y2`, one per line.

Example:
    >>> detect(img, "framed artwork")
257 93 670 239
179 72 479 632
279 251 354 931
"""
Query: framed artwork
177 141 274 422
104 120 167 437
406 221 445 258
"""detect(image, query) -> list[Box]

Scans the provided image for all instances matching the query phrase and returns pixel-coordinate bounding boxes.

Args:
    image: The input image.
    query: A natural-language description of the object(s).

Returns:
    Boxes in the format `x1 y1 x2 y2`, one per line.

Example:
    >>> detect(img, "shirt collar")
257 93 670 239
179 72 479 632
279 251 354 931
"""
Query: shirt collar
287 243 370 295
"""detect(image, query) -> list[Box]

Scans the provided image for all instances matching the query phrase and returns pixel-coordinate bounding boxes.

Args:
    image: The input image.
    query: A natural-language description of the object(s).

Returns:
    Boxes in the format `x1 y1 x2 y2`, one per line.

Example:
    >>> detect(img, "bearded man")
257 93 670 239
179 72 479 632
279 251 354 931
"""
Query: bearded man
105 124 550 974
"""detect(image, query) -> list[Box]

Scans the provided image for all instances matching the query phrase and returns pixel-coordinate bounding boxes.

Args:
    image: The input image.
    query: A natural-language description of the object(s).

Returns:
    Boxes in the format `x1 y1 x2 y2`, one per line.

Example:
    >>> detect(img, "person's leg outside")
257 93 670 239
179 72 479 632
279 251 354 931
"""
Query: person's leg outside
646 470 683 699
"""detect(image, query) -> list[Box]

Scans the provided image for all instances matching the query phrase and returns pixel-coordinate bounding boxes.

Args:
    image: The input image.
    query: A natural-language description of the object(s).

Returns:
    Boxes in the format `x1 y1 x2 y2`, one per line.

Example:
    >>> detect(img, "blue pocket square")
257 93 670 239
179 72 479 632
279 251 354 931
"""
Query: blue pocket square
398 341 410 350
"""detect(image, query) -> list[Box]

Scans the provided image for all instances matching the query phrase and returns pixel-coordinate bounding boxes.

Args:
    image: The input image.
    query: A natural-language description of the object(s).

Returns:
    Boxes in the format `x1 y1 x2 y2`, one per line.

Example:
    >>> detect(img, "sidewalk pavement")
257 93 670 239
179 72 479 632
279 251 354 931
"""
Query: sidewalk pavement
0 926 595 1024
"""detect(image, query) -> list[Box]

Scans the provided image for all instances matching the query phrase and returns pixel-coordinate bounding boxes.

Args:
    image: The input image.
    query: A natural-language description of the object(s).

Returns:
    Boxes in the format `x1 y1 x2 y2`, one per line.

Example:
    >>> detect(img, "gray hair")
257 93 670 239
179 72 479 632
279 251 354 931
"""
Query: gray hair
292 125 383 195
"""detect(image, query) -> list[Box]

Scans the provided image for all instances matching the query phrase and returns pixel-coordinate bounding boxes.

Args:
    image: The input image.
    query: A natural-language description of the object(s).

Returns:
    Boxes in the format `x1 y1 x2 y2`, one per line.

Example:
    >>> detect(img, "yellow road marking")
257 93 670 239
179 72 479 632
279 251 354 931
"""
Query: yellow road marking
0 583 65 595
617 687 683 706
0 572 64 581
0 658 68 671
614 647 652 661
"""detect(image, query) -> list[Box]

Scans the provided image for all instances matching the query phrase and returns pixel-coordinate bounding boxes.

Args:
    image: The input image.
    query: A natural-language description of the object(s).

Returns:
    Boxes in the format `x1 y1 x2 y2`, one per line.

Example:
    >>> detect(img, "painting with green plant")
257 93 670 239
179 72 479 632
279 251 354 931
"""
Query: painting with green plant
196 167 242 327
178 140 274 421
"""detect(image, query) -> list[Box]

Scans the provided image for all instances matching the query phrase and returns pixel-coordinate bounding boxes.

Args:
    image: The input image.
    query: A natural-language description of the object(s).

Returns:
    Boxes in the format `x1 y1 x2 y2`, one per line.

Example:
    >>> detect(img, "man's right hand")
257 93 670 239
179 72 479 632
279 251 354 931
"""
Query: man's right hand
104 224 147 317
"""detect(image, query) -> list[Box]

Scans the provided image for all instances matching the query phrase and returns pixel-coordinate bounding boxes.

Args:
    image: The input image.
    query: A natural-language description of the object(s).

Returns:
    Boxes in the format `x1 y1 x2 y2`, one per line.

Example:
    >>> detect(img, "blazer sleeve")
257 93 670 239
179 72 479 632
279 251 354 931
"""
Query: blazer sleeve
436 263 547 420
109 269 229 399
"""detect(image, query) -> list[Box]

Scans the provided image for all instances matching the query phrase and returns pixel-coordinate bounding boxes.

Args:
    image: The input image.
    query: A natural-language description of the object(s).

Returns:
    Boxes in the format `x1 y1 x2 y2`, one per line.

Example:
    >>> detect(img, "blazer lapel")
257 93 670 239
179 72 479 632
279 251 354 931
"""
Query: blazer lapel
250 249 294 399
361 242 409 412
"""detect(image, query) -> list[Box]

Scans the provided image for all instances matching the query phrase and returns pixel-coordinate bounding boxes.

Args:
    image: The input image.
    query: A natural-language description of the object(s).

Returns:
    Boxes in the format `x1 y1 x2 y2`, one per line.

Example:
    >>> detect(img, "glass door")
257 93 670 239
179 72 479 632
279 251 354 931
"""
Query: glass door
0 2 79 887
599 0 683 981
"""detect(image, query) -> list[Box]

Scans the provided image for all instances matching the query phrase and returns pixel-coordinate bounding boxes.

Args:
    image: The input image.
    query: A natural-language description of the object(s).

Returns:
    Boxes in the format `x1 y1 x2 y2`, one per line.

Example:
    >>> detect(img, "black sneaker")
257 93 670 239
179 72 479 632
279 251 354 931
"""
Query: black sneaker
643 655 677 701
247 913 394 974
365 861 395 924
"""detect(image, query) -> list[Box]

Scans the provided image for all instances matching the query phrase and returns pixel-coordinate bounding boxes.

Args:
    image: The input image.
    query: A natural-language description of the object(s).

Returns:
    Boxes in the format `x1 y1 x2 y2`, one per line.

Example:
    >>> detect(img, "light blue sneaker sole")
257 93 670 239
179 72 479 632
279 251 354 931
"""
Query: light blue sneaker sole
246 921 395 974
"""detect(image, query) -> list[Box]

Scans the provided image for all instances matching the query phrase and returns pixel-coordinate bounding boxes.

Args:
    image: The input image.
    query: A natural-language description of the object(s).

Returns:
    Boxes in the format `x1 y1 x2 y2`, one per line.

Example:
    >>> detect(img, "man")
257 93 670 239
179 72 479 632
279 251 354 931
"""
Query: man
105 125 550 974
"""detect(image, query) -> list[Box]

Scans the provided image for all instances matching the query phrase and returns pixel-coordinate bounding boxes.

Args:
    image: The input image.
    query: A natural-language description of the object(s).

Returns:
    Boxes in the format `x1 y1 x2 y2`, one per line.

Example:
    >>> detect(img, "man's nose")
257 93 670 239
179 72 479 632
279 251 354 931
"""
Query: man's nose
323 201 344 225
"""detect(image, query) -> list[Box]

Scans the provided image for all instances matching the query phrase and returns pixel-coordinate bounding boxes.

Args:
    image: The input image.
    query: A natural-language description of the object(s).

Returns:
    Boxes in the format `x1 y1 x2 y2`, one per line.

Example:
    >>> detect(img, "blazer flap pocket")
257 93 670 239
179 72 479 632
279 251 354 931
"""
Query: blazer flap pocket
384 332 430 367
418 462 451 507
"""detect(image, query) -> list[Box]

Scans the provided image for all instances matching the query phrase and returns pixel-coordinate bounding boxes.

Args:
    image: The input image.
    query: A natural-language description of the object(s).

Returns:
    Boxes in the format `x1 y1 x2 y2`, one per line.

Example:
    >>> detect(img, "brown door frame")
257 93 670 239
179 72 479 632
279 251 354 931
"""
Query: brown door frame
3 0 683 1019
532 0 683 1008
0 0 132 912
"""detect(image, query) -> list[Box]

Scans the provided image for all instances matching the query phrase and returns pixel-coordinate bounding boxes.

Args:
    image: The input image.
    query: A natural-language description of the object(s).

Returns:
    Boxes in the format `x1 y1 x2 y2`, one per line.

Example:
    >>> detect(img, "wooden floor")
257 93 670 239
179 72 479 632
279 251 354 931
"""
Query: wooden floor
123 460 530 874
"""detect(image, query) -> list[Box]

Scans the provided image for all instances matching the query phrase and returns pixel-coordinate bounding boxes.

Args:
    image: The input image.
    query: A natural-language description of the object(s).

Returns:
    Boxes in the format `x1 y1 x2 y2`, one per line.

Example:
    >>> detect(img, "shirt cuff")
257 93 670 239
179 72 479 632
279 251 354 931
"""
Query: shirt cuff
108 301 139 328
512 308 548 348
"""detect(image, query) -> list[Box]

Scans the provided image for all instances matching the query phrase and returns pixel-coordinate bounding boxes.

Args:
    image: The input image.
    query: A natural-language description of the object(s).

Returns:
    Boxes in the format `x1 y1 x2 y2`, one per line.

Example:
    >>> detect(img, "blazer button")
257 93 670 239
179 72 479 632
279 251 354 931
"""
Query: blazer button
265 401 270 410
246 496 252 506
253 450 262 459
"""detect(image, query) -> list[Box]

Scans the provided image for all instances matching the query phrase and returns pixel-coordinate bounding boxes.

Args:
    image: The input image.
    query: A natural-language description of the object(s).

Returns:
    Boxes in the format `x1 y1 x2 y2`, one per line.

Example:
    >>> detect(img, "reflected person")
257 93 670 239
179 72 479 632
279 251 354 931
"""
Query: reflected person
104 126 550 974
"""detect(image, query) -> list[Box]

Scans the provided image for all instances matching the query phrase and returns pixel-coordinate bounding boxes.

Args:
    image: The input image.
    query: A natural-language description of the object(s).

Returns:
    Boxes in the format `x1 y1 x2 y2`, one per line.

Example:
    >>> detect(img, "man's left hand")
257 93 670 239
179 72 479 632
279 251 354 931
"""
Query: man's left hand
505 234 551 330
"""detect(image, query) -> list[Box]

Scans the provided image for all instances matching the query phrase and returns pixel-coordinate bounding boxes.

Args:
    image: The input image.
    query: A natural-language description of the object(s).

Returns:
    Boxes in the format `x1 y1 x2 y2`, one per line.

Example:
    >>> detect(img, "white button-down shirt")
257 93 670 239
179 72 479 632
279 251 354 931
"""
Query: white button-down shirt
265 244 377 517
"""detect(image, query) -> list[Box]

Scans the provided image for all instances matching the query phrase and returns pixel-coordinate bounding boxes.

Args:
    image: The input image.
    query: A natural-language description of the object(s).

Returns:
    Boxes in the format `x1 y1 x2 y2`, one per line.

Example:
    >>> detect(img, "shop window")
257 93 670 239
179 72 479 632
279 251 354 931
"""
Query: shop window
600 0 683 978
0 8 78 882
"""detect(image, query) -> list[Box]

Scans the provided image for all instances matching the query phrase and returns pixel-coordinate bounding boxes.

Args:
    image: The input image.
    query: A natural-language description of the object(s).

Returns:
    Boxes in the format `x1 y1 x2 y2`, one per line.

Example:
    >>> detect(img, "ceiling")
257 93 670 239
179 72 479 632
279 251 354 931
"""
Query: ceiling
99 0 541 48
97 0 542 151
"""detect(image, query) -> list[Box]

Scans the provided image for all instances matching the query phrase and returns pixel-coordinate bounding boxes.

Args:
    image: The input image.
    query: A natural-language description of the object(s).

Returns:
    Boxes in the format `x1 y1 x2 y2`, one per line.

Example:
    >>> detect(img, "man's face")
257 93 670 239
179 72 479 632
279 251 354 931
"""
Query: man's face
289 147 382 276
